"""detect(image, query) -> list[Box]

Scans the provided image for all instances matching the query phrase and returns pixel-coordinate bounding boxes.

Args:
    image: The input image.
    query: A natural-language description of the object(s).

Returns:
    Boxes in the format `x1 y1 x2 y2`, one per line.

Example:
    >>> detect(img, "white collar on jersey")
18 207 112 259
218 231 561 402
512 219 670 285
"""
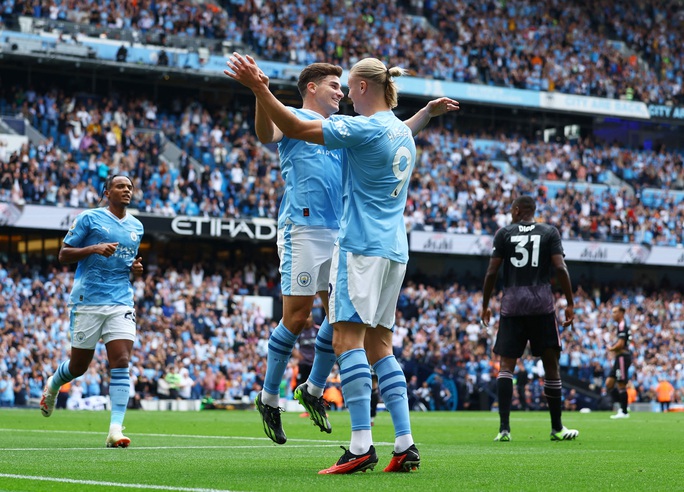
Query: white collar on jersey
104 208 129 222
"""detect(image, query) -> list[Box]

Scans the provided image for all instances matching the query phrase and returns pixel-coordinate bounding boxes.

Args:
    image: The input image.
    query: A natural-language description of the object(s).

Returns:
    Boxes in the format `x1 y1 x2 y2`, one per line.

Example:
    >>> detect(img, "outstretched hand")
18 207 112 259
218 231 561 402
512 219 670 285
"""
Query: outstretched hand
131 256 143 277
224 53 268 90
426 97 460 117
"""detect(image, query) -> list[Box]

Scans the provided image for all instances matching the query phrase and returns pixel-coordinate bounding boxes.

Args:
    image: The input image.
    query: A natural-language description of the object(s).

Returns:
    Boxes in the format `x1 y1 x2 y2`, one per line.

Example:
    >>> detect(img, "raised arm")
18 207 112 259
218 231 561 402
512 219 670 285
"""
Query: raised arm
403 97 460 136
253 71 284 144
225 53 324 145
255 101 284 144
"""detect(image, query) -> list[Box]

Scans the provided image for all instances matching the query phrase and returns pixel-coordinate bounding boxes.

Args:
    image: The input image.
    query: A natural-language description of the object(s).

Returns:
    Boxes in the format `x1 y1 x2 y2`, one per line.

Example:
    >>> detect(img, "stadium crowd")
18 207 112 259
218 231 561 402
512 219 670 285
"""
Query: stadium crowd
0 0 682 416
2 0 682 104
1 0 230 40
1 86 683 247
0 260 682 411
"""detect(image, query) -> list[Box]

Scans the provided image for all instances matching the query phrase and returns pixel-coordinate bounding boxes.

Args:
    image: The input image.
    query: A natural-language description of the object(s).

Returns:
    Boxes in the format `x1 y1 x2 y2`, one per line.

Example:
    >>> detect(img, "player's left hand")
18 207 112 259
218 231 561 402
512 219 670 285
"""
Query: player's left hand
426 97 460 117
480 308 491 328
561 305 574 327
131 256 143 276
224 53 264 90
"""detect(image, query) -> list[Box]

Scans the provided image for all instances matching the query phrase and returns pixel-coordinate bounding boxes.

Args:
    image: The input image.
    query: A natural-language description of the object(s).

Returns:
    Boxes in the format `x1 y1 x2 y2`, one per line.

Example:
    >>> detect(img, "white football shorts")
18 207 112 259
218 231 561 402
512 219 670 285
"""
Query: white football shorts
69 305 137 349
328 244 407 328
278 224 338 296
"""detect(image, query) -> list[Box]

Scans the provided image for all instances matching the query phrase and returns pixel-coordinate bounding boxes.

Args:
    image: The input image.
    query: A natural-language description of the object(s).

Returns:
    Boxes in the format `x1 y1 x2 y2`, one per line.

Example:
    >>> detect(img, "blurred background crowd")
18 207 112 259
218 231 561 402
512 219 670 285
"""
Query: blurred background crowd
0 0 682 413
1 259 682 411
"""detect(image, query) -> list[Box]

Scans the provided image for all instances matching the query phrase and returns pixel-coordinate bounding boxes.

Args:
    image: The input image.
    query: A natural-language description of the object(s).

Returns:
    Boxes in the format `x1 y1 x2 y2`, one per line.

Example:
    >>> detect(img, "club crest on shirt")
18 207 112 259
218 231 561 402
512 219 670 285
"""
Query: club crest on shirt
130 232 138 241
297 272 312 287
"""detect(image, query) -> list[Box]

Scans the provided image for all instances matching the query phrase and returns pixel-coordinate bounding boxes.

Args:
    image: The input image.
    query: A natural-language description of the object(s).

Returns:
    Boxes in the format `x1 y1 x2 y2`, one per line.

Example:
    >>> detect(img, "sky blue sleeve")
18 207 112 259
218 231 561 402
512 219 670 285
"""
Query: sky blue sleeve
322 116 370 149
63 212 90 247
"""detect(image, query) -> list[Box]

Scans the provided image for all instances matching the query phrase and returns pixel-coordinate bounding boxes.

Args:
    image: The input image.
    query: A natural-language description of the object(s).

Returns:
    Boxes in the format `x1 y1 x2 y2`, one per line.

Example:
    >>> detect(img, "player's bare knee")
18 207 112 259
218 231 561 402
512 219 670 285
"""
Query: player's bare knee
69 362 90 377
500 357 517 372
282 316 307 334
283 305 312 332
366 348 391 366
108 355 130 369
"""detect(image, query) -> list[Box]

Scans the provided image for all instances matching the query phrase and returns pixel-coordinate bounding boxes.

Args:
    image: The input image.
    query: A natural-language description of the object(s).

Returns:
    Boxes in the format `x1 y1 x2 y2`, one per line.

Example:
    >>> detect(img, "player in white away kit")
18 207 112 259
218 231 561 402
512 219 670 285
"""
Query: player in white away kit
226 54 458 474
252 63 459 446
40 175 144 448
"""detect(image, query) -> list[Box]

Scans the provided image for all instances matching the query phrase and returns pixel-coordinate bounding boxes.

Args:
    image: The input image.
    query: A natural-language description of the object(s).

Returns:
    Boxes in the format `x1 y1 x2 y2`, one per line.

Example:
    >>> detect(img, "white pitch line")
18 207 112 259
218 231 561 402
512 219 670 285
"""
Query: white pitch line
0 428 262 441
0 444 340 451
0 473 238 492
0 428 394 446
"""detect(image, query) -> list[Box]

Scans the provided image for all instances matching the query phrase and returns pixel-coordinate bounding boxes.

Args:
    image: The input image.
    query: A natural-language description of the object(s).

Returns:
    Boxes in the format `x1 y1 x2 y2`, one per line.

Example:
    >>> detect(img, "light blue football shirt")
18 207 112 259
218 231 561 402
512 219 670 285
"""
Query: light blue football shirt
64 208 144 307
321 110 416 263
277 108 343 229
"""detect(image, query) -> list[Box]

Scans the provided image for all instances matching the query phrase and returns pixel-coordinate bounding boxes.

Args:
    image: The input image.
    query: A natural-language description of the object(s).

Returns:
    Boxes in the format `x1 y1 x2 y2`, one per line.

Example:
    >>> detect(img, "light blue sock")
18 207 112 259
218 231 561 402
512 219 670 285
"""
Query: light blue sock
374 355 411 438
263 321 298 397
339 349 372 432
109 367 130 428
50 361 74 391
307 317 336 395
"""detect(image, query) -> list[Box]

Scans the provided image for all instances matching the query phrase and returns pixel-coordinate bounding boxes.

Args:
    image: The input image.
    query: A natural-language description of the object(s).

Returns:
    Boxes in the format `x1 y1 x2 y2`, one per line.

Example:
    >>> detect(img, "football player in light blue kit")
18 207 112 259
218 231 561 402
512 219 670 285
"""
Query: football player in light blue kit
251 63 454 445
40 175 144 448
253 63 345 444
226 54 458 474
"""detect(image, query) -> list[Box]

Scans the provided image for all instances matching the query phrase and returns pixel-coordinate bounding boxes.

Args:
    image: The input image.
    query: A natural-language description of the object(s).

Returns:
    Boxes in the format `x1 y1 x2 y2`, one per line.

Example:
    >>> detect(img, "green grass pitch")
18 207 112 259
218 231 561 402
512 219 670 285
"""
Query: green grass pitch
0 408 682 491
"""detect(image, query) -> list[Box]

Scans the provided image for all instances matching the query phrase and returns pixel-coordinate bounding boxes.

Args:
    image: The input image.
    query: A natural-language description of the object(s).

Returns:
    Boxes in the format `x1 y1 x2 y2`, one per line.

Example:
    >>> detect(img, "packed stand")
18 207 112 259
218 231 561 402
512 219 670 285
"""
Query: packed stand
0 260 283 409
391 279 684 412
507 135 684 195
1 83 683 246
0 0 231 40
2 0 682 104
408 128 684 246
414 0 683 104
0 86 284 218
581 1 684 105
1 260 682 411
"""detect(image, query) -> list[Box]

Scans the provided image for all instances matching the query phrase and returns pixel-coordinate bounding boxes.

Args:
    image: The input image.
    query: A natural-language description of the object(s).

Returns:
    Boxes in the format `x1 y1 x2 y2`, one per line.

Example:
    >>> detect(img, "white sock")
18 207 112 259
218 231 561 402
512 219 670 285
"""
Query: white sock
305 381 324 398
109 423 122 434
395 434 414 453
261 390 279 407
350 429 373 455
